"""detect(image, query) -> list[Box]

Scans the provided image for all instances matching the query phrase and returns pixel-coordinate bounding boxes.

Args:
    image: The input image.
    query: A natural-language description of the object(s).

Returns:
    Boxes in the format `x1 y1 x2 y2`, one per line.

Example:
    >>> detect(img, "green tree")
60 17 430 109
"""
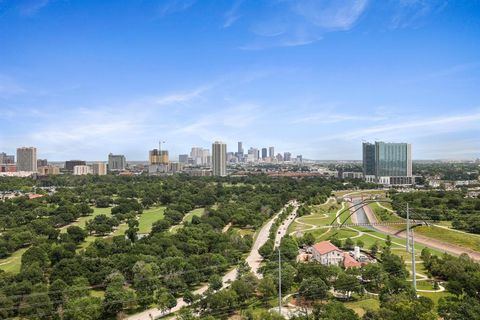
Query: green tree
312 301 359 320
156 288 177 314
258 276 276 303
64 296 102 320
334 273 362 299
298 277 328 304
208 274 223 291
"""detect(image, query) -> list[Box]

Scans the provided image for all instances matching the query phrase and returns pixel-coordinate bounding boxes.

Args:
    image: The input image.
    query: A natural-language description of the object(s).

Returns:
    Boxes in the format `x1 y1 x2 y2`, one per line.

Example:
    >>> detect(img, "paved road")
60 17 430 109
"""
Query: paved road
127 202 296 320
274 201 299 248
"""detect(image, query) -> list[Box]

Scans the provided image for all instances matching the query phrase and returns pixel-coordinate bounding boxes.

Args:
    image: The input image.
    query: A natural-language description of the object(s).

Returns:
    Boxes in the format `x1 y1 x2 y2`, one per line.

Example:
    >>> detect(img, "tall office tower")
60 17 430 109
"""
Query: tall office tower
283 152 292 162
261 148 268 159
248 148 259 161
149 149 169 165
178 154 189 163
37 159 48 167
92 162 107 175
276 153 283 162
237 142 244 156
362 142 376 177
108 153 126 171
212 141 227 176
269 147 274 158
375 142 412 177
65 160 86 171
0 152 15 164
296 155 303 163
16 147 37 172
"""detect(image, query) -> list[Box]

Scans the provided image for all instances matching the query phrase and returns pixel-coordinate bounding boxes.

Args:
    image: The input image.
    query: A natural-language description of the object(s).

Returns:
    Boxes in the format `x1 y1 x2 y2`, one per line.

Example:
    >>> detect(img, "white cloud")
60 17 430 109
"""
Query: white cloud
330 112 480 140
154 86 210 106
159 0 196 16
223 0 244 28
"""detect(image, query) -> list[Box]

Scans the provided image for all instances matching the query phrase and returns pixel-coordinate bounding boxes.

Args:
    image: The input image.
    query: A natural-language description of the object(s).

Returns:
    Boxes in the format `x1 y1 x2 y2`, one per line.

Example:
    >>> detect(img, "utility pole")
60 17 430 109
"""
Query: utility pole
278 248 282 315
406 202 410 253
411 229 417 294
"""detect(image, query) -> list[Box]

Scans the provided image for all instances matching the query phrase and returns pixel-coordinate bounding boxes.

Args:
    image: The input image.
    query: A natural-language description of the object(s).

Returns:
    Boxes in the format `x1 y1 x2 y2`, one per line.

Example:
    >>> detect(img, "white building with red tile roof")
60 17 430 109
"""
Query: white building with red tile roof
311 241 362 268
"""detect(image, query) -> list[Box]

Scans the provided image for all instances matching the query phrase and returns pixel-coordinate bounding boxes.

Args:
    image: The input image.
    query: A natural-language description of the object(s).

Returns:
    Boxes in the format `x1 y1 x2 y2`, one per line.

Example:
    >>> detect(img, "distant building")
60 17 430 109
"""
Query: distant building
237 141 244 156
363 141 413 185
212 141 227 176
283 152 292 162
342 172 364 179
178 154 189 163
276 153 283 162
296 155 303 163
248 148 259 161
16 147 37 172
73 165 91 175
149 149 169 165
37 159 48 167
190 147 209 166
65 160 86 172
0 153 15 164
38 166 60 176
91 163 107 175
0 164 16 173
261 148 268 159
269 147 275 158
108 153 126 171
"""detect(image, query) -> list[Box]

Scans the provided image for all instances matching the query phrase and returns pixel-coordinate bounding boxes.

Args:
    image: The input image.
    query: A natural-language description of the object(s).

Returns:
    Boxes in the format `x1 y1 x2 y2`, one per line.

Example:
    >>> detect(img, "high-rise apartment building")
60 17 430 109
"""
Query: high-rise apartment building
178 154 189 163
149 149 169 165
108 153 126 171
65 160 86 172
190 147 210 166
269 147 274 158
92 163 107 175
0 153 15 164
16 147 37 172
212 141 227 176
73 165 91 175
261 148 267 159
283 152 292 162
363 141 413 185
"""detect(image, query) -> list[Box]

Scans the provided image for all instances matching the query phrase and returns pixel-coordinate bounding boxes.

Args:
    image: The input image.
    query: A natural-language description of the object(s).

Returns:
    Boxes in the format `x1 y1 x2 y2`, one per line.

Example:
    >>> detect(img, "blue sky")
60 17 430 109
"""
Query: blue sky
1 0 480 161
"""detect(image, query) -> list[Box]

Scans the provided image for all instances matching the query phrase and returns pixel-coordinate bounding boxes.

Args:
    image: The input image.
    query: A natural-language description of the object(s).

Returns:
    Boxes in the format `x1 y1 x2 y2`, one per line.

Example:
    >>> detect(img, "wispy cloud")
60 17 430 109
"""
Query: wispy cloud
240 0 369 49
223 0 244 28
330 112 480 140
16 0 52 16
153 86 210 106
293 112 385 124
391 0 448 29
159 0 196 16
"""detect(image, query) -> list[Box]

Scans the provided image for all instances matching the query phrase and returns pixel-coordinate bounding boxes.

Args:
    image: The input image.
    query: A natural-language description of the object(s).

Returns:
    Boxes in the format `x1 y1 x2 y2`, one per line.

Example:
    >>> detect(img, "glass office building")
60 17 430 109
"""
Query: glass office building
363 141 413 184
375 142 412 177
362 142 376 176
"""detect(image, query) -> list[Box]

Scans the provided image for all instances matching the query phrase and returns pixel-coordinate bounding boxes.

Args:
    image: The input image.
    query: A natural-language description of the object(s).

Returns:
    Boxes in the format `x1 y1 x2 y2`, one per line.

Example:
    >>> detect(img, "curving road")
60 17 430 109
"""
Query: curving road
127 201 298 320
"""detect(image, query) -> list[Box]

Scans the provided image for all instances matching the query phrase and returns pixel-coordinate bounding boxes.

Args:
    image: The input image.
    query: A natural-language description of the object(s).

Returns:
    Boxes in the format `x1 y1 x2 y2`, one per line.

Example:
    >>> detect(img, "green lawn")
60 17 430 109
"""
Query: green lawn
137 207 166 234
0 247 27 274
344 298 380 317
60 207 112 233
170 208 205 233
415 225 480 252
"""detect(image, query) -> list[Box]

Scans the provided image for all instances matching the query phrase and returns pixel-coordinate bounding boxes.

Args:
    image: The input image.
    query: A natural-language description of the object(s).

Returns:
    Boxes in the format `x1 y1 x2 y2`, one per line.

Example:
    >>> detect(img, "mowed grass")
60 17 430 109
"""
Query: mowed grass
170 208 205 233
344 298 380 317
60 207 112 233
0 247 28 273
415 225 480 252
137 207 166 234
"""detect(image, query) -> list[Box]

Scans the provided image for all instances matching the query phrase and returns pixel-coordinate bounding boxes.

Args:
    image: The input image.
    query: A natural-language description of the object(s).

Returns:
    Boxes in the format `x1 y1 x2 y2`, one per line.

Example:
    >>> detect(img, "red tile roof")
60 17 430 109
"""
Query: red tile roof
343 253 362 268
312 241 341 254
28 194 44 199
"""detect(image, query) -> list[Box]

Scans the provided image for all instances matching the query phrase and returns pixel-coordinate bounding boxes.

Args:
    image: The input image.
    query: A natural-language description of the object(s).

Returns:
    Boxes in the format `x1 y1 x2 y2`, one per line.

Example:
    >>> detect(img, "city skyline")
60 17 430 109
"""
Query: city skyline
1 1 480 160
